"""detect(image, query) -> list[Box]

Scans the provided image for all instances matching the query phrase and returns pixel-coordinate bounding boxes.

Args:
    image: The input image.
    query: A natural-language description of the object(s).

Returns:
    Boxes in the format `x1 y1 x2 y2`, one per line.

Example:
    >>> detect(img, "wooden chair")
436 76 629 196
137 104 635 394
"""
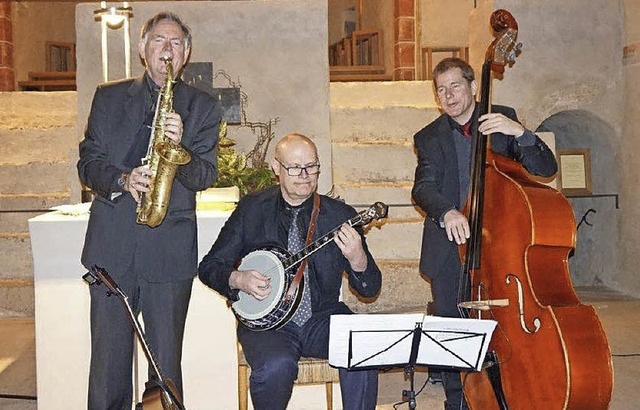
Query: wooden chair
237 345 340 410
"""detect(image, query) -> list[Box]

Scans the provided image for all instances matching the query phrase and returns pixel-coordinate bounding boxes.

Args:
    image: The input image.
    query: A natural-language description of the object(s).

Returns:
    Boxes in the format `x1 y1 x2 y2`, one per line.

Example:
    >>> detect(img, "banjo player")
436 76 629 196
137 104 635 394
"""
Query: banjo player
198 133 382 409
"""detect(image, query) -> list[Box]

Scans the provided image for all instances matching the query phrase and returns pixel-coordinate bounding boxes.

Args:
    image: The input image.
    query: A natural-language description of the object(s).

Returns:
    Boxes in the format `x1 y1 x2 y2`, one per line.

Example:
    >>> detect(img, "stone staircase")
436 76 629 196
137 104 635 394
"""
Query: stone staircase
329 81 442 313
0 91 77 317
0 82 440 318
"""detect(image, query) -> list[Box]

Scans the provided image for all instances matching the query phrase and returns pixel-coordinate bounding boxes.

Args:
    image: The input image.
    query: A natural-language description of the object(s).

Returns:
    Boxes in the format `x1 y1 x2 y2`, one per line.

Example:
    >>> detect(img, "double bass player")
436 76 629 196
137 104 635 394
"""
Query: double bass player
411 57 557 410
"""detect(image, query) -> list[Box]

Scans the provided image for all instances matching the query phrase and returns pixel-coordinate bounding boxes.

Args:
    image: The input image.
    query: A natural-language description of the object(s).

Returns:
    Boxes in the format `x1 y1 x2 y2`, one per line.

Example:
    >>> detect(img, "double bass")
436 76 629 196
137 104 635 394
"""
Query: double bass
458 10 613 409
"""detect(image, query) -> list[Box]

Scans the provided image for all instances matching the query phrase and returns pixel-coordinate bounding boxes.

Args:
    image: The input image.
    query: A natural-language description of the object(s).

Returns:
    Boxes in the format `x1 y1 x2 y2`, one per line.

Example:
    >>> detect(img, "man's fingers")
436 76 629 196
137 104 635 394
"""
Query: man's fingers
455 226 466 245
253 282 272 300
447 222 470 244
446 227 454 242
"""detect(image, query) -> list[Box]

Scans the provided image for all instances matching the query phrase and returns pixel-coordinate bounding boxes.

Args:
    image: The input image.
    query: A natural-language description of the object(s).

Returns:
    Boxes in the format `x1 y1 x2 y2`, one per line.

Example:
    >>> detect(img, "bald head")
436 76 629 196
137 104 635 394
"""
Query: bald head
272 133 320 205
274 133 318 161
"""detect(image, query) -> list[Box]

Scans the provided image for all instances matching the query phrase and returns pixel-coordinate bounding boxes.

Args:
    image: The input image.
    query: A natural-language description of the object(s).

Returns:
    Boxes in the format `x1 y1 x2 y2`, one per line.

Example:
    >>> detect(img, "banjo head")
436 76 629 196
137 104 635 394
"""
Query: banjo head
232 250 286 320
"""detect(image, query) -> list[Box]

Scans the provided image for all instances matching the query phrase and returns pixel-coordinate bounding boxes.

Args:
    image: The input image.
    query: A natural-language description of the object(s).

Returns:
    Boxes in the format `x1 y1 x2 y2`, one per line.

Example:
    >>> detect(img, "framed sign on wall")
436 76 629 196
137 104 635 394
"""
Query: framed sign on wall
557 148 592 196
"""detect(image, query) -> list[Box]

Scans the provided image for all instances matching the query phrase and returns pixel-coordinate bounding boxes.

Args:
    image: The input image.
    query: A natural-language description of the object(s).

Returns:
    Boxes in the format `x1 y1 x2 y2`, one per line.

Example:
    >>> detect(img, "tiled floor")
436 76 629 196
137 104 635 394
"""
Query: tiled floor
1 287 639 409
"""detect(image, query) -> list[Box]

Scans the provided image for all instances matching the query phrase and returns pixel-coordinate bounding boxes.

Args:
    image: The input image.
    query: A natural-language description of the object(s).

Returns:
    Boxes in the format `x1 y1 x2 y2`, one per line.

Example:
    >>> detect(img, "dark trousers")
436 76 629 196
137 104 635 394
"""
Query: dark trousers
237 306 378 410
430 250 469 410
87 267 193 410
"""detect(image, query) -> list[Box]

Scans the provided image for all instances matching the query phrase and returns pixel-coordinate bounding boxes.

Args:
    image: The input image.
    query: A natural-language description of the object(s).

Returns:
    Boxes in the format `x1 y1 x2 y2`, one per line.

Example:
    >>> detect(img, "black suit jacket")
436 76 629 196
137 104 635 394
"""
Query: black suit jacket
198 186 382 316
78 75 221 282
411 105 557 279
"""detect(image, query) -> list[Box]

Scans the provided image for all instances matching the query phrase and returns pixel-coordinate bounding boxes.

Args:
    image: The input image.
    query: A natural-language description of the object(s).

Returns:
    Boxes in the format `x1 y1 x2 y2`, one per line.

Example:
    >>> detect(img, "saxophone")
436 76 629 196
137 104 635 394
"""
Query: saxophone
136 56 192 228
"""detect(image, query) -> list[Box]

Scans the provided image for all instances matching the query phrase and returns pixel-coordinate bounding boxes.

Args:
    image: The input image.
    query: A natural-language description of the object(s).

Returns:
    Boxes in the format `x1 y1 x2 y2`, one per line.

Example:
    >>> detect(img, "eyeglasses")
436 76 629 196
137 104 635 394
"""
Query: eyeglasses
275 158 321 176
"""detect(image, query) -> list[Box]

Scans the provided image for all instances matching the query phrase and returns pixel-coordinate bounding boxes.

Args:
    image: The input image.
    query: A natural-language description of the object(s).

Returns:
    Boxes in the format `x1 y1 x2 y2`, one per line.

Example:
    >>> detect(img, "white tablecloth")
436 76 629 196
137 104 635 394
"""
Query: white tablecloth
29 209 238 409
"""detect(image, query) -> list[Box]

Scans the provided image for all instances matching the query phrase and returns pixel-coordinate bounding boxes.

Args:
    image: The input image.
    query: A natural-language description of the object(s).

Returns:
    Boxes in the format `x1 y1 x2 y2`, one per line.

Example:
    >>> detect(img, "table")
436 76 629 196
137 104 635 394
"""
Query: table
29 209 239 409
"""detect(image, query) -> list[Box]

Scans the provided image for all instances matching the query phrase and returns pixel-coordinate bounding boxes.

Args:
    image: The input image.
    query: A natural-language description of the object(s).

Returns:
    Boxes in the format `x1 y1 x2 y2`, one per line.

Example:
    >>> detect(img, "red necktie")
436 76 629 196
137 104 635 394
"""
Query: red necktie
461 121 472 137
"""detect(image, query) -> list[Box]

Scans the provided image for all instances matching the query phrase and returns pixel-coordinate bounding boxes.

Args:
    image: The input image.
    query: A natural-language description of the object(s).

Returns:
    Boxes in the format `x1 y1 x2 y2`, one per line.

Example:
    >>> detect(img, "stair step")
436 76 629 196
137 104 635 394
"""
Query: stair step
0 91 76 131
332 142 416 184
0 279 34 317
0 193 71 232
330 81 437 109
0 233 33 280
0 162 72 195
343 259 430 313
2 127 78 164
1 211 47 233
364 219 423 260
335 183 420 218
330 106 436 143
0 192 71 210
329 81 431 314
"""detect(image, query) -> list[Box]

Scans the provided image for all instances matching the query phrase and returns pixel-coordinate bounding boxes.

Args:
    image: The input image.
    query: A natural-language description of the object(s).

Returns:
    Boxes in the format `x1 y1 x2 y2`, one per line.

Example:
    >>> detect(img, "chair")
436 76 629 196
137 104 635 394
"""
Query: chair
237 345 340 410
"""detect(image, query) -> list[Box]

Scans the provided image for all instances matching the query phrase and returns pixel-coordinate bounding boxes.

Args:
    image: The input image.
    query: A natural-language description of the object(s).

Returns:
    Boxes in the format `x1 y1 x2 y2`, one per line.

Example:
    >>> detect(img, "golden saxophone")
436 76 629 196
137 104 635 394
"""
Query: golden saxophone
136 56 191 228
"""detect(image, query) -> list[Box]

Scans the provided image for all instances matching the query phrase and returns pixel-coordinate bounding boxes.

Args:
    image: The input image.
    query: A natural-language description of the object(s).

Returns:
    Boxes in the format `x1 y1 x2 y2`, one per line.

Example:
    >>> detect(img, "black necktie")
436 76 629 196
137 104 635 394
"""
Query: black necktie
123 110 156 168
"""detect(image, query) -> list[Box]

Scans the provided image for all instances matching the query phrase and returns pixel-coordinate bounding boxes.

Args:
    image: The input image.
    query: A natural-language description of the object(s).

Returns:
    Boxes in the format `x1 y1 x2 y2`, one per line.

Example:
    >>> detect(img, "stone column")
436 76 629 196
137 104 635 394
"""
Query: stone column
0 0 13 91
393 0 415 80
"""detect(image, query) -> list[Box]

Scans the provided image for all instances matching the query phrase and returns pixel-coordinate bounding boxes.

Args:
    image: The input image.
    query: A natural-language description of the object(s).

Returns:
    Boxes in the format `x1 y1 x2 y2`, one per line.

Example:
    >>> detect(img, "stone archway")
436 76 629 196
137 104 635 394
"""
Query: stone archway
536 110 620 289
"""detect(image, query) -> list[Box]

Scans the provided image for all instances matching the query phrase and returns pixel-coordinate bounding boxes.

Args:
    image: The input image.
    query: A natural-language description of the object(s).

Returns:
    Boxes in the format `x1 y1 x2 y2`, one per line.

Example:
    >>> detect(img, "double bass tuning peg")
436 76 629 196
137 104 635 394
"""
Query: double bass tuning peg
507 43 523 64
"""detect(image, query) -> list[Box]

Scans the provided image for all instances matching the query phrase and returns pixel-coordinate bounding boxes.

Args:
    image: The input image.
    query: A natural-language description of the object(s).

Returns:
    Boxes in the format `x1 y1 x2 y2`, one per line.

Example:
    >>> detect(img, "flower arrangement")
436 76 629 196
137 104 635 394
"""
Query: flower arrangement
213 121 277 196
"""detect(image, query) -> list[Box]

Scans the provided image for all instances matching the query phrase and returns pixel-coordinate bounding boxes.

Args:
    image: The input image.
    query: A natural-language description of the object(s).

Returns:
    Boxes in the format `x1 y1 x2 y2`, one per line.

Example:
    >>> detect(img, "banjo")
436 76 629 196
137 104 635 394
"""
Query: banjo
232 201 388 331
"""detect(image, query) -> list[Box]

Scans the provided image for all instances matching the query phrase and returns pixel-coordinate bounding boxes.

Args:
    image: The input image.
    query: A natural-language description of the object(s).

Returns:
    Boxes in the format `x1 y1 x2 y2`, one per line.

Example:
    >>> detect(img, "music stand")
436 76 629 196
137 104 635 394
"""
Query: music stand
329 313 497 409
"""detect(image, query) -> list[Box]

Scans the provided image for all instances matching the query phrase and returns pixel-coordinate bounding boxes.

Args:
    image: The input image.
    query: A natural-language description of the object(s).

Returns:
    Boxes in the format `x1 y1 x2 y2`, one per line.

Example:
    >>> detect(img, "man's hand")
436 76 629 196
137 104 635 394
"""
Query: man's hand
478 113 525 138
163 112 184 144
229 269 272 301
334 223 368 272
124 165 152 204
443 209 470 245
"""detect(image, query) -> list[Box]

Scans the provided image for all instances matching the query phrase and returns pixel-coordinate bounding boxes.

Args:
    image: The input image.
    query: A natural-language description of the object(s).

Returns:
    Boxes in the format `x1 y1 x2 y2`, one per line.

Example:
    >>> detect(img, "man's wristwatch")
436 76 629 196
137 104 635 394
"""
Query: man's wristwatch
117 172 129 191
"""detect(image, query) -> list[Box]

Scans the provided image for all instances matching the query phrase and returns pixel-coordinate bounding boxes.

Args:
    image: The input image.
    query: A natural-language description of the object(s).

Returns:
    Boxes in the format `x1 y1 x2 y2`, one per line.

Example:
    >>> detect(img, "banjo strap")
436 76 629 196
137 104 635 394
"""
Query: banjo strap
285 192 321 302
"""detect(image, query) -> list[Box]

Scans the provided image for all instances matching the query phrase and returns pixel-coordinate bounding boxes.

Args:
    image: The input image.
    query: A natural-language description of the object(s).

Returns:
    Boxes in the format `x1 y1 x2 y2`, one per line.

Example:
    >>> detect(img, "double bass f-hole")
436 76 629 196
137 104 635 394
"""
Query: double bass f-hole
505 274 541 334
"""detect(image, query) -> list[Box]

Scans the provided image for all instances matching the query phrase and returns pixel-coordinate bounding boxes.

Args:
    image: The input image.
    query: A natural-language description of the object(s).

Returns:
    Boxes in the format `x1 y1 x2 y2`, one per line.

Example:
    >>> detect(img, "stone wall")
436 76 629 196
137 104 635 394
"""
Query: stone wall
419 0 473 48
0 91 77 316
621 0 640 295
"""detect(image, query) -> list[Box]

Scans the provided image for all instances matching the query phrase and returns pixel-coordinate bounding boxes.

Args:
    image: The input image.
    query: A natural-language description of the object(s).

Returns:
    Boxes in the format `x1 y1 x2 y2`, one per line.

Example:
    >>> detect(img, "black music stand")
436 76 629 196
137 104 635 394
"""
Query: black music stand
329 313 496 409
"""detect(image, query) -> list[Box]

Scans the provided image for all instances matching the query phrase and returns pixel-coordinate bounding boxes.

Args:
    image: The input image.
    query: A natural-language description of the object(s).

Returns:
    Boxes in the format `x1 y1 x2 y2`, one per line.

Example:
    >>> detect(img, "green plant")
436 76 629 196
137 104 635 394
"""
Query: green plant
213 121 277 196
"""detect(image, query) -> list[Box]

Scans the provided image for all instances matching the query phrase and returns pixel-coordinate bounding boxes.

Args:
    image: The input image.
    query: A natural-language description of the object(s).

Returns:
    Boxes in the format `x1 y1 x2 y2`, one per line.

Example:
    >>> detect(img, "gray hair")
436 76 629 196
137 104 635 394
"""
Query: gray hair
140 12 192 50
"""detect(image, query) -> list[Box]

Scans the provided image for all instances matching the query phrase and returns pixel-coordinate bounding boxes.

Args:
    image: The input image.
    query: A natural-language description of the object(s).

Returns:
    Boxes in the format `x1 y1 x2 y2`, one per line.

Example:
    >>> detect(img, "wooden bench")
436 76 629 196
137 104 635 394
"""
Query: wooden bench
329 30 390 82
18 71 76 91
329 65 392 82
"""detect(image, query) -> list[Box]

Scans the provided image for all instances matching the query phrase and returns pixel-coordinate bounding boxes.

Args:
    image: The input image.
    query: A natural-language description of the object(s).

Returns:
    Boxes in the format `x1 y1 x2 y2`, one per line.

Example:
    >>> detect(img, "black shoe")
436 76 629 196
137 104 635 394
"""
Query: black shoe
429 368 443 384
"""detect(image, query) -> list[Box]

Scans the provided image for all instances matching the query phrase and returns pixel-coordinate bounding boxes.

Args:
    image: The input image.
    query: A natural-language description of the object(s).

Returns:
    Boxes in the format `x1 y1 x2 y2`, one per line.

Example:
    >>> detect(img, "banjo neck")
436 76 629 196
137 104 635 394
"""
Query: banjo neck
283 202 387 270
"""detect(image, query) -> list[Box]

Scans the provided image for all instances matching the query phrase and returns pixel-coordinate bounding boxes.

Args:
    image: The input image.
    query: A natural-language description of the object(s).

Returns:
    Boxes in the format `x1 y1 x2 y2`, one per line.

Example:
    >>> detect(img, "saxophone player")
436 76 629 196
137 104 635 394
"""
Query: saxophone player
77 12 221 409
